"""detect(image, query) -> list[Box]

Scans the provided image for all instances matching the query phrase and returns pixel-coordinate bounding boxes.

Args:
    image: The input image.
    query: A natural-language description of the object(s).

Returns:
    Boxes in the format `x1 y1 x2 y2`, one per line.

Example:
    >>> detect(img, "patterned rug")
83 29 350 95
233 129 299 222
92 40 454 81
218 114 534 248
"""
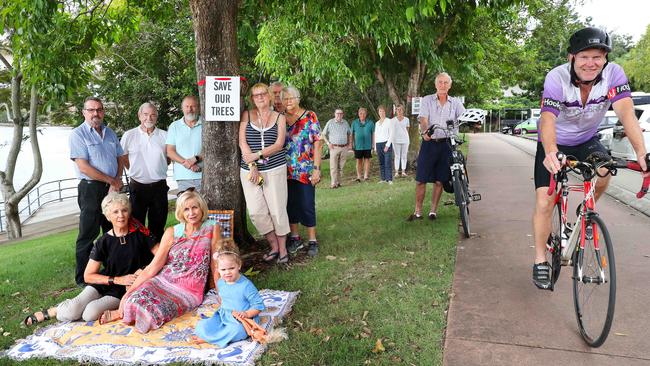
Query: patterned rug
3 289 298 365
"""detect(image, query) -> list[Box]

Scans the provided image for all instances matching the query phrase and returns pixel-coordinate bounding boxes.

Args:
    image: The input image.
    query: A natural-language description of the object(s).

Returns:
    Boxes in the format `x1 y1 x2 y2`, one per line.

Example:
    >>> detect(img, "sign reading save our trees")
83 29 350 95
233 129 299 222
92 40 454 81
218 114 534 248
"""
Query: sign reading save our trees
205 76 240 121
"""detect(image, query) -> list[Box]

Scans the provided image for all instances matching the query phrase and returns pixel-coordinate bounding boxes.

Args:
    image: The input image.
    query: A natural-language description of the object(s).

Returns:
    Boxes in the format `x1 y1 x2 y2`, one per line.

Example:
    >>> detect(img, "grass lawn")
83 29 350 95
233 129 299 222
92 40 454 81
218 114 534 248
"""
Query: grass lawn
0 149 465 365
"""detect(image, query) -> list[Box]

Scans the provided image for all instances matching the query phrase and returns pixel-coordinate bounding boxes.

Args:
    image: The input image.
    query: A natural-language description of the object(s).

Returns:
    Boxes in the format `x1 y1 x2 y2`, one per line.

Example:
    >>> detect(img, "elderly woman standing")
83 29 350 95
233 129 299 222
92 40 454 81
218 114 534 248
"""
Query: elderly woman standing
282 86 322 257
239 82 291 264
103 190 220 333
23 193 158 325
374 105 394 184
392 104 410 176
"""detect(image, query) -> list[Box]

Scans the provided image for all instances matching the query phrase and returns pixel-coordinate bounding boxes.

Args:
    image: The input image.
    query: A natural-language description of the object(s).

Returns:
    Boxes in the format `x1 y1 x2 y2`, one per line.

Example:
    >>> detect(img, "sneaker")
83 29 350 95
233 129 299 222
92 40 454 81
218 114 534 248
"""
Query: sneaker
287 236 304 254
406 213 423 221
388 180 393 185
307 241 319 257
532 261 553 290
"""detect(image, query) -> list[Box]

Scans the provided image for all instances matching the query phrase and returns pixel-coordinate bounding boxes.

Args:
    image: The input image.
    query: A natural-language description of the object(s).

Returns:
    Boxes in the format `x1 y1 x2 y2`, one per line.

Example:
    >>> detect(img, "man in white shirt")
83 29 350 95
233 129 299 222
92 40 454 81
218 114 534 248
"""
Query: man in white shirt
121 102 169 242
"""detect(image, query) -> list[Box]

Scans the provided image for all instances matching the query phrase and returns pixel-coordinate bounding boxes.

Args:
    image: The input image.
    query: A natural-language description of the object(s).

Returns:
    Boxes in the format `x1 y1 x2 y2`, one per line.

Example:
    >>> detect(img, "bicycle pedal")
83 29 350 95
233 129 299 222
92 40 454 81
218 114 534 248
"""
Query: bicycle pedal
471 193 481 202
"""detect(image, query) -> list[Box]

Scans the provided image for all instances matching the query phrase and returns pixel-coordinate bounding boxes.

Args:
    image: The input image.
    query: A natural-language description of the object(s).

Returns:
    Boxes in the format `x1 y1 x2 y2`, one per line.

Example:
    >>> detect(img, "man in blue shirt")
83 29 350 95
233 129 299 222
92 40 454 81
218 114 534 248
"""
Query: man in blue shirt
69 97 125 286
166 96 203 193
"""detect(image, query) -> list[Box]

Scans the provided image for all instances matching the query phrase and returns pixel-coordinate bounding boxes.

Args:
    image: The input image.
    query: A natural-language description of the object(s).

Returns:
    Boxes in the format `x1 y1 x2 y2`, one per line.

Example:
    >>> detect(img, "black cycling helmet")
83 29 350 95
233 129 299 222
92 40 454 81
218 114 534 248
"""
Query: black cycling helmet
567 27 612 54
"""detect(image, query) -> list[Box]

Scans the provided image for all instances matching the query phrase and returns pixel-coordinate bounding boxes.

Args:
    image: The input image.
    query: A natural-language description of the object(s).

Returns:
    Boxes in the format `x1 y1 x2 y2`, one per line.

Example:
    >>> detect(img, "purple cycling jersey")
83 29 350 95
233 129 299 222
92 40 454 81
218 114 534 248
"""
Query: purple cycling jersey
540 62 631 146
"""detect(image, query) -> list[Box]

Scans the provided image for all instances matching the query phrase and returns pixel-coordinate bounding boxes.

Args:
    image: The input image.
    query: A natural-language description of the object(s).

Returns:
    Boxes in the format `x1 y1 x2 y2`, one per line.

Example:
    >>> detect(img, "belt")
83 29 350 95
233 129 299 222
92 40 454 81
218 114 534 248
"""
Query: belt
130 179 167 188
331 144 348 147
80 179 109 187
429 138 450 143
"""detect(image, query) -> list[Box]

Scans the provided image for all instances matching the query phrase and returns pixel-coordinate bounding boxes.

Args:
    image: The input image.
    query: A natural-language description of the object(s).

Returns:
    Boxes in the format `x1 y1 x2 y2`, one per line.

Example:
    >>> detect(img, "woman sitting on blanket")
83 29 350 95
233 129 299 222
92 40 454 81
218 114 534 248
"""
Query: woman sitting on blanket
101 189 221 333
193 238 265 346
23 192 158 325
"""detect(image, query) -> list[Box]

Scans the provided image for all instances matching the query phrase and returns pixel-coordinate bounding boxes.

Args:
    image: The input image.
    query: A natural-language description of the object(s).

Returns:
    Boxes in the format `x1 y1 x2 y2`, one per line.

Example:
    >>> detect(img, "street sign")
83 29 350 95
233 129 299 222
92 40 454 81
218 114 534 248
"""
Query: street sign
205 76 240 121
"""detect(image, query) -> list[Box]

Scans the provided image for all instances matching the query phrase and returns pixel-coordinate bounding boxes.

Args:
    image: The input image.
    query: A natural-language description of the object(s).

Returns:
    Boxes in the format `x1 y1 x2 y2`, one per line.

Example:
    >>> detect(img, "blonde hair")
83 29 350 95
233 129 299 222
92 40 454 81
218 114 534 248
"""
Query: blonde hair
213 238 242 266
101 192 131 218
174 190 208 223
249 82 272 107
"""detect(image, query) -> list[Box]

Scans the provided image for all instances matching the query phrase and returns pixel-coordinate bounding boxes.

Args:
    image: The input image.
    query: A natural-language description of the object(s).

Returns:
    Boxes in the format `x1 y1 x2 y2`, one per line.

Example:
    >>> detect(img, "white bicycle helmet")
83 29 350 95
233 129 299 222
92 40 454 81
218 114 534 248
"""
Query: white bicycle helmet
458 108 486 123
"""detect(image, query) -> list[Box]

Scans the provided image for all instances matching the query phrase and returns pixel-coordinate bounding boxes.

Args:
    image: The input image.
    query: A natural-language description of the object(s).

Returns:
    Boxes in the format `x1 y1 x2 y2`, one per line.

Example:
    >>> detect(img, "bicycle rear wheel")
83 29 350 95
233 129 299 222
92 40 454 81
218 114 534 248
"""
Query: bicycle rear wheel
452 170 470 238
572 214 616 347
546 202 562 287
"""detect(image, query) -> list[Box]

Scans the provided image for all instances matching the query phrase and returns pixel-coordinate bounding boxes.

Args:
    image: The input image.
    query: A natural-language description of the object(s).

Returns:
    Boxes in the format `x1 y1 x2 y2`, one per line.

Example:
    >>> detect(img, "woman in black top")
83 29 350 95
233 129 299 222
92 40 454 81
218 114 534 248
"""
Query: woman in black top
23 192 158 325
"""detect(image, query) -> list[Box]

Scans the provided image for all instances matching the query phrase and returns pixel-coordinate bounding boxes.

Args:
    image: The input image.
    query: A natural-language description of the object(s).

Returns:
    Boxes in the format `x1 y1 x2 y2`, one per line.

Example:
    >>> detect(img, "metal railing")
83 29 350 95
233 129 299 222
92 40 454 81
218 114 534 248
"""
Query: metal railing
0 178 78 233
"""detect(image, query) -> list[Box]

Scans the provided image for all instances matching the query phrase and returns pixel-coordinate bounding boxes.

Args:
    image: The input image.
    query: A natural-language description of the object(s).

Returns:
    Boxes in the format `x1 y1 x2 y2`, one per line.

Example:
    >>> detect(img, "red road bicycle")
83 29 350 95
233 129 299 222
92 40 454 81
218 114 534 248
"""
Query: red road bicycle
545 151 650 347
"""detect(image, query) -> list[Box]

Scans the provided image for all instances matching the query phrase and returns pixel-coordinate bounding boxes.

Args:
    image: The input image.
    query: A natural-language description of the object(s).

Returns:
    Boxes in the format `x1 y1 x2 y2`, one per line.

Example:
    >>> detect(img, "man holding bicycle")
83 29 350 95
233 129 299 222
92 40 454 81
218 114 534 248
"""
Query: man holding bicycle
407 72 465 221
532 27 649 290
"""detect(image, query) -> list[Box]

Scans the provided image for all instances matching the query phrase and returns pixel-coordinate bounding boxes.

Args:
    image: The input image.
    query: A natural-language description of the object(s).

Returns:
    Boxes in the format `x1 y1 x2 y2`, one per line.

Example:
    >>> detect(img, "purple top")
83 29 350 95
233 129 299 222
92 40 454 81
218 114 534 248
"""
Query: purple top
540 62 631 146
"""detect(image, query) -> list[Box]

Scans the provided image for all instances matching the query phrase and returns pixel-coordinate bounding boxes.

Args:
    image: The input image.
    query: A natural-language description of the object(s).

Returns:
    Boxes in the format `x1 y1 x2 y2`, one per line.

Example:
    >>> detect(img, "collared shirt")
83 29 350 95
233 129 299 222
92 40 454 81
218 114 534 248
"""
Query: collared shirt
418 94 465 140
286 110 321 184
351 118 375 150
321 118 351 145
541 62 631 146
374 118 394 146
69 122 124 180
165 117 203 180
121 126 168 184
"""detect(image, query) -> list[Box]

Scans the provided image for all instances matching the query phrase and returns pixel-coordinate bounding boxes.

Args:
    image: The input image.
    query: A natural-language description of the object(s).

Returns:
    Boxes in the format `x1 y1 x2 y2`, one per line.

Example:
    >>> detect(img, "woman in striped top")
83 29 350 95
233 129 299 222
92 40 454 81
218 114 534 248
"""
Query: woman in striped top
239 83 291 264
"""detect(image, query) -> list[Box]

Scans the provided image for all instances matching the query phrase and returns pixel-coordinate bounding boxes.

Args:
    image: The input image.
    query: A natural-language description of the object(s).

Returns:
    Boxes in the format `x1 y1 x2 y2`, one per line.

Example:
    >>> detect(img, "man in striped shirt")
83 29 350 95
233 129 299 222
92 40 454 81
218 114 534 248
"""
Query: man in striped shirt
321 108 352 188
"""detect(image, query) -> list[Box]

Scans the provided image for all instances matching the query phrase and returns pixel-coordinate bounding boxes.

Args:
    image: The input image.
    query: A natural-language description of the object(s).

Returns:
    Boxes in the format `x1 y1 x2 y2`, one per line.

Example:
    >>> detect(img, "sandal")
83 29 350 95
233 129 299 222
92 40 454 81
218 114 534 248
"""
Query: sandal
23 308 53 326
532 261 553 290
277 254 289 264
263 251 279 262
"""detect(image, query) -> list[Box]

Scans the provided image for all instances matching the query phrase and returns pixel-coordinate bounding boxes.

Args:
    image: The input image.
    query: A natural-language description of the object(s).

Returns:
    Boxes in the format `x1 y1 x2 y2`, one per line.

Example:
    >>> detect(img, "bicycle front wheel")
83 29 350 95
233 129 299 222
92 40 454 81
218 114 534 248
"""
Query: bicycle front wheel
572 214 616 347
452 170 470 238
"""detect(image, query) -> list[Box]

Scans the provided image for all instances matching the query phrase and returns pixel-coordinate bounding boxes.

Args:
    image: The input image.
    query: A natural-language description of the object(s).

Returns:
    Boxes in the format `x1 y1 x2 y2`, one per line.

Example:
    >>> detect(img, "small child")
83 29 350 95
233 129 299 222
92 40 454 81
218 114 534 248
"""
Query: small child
193 239 265 347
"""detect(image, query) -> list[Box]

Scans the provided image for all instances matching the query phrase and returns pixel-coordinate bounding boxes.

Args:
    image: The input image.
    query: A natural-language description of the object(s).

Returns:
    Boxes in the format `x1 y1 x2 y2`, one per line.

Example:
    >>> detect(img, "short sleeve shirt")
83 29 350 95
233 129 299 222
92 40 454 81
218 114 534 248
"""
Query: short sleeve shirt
541 62 631 146
351 119 375 150
69 122 124 179
89 230 156 298
322 119 351 145
418 95 465 140
286 110 321 184
121 127 168 183
166 118 202 180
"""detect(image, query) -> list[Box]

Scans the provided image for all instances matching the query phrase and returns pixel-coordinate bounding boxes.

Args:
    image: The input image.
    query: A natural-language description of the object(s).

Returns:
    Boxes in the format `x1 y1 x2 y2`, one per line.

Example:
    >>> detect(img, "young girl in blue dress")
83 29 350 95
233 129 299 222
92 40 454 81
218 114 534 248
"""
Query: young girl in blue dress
193 239 265 347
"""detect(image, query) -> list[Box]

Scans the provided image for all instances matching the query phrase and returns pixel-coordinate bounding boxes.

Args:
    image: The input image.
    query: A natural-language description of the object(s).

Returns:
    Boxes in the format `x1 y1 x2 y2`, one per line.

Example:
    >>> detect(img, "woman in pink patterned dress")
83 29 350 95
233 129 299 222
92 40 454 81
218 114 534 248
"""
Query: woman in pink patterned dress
101 190 220 333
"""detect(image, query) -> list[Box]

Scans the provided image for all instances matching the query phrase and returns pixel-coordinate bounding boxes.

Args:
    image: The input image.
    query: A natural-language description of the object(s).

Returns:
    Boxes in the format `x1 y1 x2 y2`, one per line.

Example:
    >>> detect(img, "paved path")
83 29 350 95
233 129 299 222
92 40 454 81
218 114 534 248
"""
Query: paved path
444 133 650 365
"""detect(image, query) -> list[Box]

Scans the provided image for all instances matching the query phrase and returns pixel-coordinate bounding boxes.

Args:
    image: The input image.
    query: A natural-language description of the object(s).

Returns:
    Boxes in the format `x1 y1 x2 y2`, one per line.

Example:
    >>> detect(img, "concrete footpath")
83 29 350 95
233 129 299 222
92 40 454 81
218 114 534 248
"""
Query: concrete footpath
443 133 650 365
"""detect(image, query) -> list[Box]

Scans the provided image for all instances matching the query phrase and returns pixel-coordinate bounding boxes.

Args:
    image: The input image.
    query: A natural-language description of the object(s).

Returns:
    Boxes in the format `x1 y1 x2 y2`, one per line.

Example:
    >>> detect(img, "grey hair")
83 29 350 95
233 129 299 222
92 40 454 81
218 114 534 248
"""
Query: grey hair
101 192 131 218
281 86 301 100
270 81 284 88
138 102 157 114
435 72 452 83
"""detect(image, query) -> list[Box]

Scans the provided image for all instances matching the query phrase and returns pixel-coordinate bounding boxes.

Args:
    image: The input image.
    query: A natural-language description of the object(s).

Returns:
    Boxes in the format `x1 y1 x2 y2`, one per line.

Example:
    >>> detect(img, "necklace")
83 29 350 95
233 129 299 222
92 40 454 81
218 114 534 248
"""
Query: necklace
256 109 273 151
112 229 128 245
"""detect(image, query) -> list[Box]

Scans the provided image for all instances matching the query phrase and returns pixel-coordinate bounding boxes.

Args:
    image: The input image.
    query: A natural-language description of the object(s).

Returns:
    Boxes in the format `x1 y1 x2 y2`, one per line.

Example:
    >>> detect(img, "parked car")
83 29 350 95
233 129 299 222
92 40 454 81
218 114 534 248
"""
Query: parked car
597 111 618 153
514 117 538 135
610 105 650 161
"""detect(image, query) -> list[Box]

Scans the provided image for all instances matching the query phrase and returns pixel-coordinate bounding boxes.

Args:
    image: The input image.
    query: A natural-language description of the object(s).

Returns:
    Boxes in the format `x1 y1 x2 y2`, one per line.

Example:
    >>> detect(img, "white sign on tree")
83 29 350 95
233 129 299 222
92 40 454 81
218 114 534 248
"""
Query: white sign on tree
205 76 240 121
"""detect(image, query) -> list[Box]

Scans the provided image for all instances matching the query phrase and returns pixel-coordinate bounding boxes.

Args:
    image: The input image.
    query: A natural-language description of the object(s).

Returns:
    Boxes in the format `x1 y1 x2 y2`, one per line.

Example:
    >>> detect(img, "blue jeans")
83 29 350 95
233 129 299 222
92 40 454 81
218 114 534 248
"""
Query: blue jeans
376 142 393 181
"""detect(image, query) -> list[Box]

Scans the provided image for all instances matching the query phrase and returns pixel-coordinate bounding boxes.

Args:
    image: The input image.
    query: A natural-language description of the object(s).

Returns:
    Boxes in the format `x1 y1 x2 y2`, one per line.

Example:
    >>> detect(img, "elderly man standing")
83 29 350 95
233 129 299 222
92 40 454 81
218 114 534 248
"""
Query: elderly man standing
166 95 203 193
408 72 465 221
120 102 169 242
69 97 125 286
270 81 285 113
321 108 352 188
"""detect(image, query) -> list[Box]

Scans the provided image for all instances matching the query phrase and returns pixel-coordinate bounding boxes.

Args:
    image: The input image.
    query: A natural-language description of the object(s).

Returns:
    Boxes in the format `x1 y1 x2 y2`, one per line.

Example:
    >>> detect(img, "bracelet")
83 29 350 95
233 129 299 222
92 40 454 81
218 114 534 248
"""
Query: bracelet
258 151 264 160
248 162 257 169
195 155 202 163
108 276 114 285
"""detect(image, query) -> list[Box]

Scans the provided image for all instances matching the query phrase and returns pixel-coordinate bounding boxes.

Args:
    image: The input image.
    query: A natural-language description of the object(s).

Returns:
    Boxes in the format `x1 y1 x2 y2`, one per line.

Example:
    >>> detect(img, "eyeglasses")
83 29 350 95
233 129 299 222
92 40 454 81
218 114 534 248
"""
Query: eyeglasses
252 92 268 99
84 108 104 113
283 97 298 101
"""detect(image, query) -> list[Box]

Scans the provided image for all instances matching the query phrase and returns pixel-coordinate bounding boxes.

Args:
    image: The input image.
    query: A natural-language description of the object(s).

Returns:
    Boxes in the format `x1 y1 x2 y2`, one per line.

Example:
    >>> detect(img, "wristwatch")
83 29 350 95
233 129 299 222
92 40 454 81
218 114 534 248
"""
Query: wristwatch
313 165 320 171
108 276 115 285
195 155 202 163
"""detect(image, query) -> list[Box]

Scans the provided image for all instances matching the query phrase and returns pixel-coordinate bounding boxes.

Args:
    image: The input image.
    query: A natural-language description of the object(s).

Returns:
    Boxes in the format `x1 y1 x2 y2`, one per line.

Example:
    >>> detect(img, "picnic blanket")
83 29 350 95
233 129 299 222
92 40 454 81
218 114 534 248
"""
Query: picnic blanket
3 289 298 365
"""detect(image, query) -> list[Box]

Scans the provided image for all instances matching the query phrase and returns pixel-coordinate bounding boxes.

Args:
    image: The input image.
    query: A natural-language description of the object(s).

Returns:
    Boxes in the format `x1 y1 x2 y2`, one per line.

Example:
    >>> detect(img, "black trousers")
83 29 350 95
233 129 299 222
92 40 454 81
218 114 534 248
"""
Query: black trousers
75 180 111 285
129 179 169 243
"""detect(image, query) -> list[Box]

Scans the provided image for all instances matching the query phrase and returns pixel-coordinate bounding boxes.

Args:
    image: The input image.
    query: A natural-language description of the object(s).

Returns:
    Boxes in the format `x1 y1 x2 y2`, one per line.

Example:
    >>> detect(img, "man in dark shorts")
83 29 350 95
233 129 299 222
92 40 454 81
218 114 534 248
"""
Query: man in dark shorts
351 107 375 182
532 27 649 289
407 72 465 221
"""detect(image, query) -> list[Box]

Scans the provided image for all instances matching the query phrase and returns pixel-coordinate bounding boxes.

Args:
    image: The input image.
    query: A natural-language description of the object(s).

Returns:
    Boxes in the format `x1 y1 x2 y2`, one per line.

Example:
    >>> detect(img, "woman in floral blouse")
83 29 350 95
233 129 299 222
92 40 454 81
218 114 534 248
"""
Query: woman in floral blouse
283 86 323 258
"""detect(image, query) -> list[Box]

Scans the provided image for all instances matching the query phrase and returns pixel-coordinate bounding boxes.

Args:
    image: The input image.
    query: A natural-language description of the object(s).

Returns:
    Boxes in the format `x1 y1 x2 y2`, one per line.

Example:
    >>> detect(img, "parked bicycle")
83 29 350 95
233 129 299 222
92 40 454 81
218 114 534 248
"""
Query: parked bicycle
545 151 650 347
426 120 481 238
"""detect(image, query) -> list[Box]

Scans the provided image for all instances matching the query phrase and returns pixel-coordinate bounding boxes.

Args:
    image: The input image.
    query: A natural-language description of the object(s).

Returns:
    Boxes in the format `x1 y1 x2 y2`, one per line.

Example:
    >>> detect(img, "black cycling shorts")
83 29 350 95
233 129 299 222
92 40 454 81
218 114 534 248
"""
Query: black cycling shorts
534 136 609 189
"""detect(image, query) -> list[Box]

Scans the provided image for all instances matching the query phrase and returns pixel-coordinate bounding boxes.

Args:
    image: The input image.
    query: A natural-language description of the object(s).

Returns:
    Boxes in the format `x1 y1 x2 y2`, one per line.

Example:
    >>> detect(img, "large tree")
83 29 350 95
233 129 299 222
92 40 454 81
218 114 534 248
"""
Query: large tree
619 25 650 92
0 0 137 239
188 0 252 244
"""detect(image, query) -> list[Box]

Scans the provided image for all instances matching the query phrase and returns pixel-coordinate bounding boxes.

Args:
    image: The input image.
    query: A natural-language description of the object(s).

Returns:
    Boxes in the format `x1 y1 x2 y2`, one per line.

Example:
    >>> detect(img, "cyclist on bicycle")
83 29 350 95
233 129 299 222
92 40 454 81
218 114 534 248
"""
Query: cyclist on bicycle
532 27 650 290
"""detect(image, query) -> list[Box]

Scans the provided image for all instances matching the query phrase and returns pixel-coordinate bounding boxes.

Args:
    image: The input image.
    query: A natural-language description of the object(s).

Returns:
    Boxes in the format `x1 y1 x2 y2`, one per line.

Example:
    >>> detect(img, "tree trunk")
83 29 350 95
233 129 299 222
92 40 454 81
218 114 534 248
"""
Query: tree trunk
189 0 253 245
